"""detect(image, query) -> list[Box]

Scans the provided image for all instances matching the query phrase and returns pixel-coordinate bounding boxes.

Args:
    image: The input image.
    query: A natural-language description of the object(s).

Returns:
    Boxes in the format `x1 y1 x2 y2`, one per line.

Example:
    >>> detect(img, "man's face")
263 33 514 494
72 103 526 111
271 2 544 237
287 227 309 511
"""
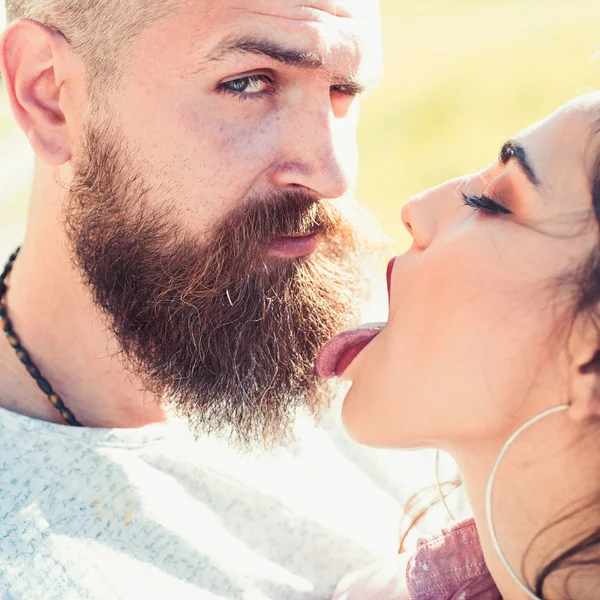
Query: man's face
64 0 383 445
94 0 382 239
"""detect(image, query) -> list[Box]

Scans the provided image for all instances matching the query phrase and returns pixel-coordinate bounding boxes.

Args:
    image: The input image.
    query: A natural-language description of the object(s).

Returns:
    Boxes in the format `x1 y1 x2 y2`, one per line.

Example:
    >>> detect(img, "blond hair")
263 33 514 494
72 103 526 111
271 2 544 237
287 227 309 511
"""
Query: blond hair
5 0 177 92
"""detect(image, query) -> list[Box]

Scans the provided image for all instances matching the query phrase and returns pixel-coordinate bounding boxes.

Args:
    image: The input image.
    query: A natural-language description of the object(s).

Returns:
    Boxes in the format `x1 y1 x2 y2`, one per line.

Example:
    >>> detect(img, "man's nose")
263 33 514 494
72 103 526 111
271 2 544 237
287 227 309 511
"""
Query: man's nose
268 105 357 200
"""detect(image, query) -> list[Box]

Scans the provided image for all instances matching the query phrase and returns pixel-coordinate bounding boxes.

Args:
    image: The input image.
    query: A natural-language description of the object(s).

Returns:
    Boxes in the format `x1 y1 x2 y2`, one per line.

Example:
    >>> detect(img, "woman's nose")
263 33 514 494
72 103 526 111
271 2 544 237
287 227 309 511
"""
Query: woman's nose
401 176 471 250
400 193 436 250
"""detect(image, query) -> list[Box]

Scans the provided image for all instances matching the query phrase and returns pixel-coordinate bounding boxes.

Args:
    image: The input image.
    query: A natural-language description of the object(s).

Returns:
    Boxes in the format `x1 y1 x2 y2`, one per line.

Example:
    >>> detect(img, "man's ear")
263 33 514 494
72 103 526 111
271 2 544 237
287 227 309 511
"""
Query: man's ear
569 320 600 421
0 18 74 166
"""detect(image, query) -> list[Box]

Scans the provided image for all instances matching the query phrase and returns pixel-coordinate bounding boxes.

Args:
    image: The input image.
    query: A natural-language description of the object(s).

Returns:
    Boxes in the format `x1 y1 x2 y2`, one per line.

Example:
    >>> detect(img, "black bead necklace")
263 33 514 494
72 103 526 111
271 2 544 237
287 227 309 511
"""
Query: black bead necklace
0 248 82 427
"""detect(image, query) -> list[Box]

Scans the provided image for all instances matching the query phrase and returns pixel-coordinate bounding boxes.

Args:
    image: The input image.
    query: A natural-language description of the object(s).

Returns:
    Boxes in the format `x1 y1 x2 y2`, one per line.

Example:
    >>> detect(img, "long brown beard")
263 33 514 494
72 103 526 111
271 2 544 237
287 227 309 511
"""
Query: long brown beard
63 119 369 447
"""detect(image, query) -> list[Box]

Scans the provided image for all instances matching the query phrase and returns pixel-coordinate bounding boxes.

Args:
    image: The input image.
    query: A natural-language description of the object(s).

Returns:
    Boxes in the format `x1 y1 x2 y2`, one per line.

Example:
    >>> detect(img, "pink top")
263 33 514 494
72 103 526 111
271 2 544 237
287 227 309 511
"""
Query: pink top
333 519 501 600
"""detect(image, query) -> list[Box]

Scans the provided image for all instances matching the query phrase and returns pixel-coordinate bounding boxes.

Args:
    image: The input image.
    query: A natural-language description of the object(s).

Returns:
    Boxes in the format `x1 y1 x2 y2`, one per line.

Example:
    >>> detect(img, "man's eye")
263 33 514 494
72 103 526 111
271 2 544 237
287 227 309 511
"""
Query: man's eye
219 74 273 96
461 193 512 216
330 84 362 97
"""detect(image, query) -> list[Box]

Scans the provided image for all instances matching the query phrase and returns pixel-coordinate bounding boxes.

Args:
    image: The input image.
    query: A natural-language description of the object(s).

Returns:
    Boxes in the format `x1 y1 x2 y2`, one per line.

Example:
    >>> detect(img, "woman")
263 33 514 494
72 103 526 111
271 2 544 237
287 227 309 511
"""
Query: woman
318 92 600 599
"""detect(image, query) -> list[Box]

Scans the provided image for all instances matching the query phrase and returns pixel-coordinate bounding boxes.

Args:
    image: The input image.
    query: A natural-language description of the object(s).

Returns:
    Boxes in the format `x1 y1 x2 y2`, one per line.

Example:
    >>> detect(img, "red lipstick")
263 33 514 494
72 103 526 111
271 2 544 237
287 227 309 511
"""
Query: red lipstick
386 257 396 303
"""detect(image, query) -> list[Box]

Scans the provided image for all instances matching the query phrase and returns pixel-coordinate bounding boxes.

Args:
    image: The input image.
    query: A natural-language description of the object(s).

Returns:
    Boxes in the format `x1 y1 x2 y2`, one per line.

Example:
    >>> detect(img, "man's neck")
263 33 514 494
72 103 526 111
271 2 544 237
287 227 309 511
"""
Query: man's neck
0 169 167 429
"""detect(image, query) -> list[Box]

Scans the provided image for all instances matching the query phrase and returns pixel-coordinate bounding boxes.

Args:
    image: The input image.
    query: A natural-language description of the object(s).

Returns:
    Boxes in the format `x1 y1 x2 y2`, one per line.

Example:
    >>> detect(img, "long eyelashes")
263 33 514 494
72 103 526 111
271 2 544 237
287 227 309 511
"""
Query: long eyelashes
461 192 512 215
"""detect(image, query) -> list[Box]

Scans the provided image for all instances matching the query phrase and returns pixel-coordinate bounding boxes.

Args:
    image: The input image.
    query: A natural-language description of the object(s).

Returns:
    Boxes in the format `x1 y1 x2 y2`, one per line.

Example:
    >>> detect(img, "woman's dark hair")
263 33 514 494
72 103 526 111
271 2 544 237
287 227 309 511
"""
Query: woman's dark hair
399 136 600 597
398 475 461 553
526 130 600 598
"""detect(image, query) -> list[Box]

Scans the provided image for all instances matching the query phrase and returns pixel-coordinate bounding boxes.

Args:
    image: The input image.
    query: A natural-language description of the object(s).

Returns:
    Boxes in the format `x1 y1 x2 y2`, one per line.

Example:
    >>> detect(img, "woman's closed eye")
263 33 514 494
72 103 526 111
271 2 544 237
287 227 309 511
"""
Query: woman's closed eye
461 192 513 216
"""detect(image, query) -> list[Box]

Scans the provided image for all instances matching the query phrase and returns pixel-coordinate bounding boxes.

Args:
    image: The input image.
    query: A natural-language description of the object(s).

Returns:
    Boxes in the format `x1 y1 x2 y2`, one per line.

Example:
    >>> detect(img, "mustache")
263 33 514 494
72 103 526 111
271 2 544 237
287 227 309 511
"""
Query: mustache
163 189 352 306
211 189 344 251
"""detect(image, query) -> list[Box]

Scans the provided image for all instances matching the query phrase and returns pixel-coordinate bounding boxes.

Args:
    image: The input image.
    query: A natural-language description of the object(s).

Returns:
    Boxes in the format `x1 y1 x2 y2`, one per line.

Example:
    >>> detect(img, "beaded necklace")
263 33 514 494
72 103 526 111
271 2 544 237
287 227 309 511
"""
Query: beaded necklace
0 248 82 426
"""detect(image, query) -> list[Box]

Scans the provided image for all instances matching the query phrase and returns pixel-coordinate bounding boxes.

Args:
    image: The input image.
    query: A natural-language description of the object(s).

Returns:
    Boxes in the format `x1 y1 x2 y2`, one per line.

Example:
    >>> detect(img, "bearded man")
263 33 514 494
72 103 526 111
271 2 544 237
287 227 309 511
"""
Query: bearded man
0 1 402 598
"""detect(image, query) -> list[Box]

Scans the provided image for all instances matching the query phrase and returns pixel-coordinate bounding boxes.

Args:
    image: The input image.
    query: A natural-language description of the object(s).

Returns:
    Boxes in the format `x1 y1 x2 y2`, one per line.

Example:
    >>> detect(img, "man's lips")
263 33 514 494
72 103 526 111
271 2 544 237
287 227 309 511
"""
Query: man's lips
316 257 397 379
268 232 323 258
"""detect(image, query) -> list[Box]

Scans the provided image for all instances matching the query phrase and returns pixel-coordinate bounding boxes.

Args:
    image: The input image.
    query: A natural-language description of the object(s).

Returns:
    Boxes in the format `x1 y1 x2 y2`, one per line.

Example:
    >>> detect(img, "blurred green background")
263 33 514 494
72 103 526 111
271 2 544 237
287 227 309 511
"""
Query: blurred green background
1 0 599 253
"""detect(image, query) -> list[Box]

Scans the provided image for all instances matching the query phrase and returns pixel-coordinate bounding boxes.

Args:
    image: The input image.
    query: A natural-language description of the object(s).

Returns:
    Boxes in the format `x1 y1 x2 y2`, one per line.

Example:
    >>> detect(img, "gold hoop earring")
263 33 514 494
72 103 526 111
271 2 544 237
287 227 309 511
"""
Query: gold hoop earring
485 404 570 600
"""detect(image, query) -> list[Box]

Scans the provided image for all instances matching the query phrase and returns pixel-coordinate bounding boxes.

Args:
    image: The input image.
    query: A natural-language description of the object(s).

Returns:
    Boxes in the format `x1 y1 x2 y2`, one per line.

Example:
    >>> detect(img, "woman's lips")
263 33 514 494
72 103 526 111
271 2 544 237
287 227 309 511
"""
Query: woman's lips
386 257 396 302
316 323 385 379
316 256 396 379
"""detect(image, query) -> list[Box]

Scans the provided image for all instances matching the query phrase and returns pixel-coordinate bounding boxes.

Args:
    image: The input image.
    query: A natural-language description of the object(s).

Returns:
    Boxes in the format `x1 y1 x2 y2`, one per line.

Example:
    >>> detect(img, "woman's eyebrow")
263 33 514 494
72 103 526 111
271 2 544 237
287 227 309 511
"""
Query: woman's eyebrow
500 140 541 187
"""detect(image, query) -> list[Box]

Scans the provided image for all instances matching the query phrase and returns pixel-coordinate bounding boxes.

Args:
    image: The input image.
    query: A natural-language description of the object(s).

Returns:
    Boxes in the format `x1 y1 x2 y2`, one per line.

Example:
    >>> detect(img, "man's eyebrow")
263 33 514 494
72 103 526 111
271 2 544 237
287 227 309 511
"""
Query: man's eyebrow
207 35 366 93
209 35 324 68
500 140 541 187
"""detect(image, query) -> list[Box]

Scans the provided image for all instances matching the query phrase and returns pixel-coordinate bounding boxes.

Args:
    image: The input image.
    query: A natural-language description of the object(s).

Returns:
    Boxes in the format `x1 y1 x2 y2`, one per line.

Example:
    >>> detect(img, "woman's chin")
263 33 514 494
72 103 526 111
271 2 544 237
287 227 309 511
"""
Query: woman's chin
340 385 427 450
341 387 398 449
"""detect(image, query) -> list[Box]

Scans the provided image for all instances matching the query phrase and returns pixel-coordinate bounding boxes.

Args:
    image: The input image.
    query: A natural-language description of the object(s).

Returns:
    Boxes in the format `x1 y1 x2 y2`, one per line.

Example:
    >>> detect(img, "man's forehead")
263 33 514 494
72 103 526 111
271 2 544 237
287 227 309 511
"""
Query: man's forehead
227 0 380 22
128 0 382 85
211 0 382 47
182 0 383 79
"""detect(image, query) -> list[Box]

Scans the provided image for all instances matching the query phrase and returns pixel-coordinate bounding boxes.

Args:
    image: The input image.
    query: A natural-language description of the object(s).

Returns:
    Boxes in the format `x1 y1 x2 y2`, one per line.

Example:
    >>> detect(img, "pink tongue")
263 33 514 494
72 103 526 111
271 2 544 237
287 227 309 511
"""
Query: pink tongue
316 324 384 379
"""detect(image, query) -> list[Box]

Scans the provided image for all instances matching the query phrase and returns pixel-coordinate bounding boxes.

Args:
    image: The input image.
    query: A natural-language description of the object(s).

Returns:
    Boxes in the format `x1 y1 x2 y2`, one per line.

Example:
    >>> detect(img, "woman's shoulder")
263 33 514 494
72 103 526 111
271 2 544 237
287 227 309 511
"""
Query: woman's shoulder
333 518 501 600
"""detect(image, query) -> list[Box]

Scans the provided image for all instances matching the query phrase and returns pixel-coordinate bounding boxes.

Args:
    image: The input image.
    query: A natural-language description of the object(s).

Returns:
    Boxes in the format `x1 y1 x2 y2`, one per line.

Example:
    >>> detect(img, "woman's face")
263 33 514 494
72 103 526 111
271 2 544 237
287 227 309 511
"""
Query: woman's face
328 93 600 450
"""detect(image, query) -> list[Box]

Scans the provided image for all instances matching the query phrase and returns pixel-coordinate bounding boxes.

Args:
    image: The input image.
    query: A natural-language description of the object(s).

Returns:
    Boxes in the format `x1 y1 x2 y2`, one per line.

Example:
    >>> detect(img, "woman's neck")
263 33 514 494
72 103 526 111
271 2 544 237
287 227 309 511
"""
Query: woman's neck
454 414 600 600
